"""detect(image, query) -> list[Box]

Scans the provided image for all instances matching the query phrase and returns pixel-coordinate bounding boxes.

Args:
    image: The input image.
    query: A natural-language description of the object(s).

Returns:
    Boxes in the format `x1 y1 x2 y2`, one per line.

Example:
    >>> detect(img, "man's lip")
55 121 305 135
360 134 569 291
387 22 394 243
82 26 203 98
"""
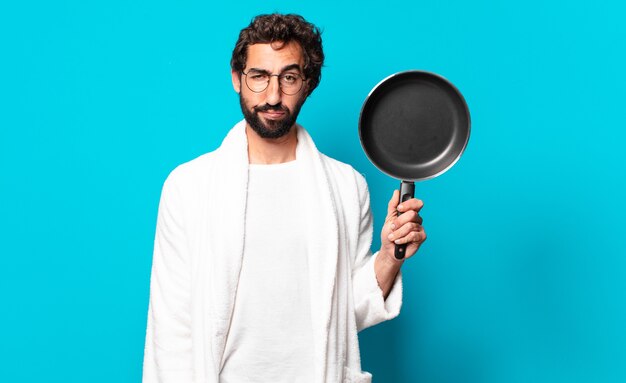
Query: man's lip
260 110 286 119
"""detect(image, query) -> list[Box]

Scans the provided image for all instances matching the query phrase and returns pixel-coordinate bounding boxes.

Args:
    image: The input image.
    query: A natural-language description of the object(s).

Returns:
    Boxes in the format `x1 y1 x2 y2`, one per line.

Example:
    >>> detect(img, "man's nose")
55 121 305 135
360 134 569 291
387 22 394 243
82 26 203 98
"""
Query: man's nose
265 75 282 105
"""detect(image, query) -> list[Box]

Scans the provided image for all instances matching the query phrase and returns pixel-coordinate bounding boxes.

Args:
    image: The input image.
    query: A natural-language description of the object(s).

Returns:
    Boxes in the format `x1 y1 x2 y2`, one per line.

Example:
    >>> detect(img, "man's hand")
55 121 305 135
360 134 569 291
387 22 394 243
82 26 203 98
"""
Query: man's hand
374 189 426 299
380 189 427 263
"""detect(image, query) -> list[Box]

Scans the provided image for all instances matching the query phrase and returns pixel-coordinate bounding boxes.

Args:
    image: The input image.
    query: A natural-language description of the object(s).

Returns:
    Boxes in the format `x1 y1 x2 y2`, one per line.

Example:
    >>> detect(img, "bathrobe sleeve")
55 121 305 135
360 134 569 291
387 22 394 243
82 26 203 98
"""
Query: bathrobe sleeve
351 173 403 332
143 170 193 382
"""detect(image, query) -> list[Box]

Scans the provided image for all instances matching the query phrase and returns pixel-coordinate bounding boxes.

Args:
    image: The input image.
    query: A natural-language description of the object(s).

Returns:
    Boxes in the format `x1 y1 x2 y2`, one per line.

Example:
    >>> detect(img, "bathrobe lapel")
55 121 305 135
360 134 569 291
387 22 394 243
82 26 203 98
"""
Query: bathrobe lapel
296 126 340 383
207 121 250 373
208 120 339 382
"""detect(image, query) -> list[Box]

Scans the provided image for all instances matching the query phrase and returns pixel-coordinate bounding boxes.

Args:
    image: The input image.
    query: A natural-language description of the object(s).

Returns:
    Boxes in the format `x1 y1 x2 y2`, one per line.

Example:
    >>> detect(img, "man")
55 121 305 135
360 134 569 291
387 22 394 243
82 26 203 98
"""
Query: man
143 13 426 383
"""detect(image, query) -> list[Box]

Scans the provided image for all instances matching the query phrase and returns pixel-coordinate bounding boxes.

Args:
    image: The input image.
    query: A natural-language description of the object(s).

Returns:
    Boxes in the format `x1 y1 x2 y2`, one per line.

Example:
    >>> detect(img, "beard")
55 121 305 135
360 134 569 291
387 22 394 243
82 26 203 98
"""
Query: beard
239 93 306 139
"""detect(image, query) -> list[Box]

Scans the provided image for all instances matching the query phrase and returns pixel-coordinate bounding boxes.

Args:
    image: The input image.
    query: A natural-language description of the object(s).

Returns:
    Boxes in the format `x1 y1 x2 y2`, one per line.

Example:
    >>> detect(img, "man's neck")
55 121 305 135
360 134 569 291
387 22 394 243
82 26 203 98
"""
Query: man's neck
246 124 298 164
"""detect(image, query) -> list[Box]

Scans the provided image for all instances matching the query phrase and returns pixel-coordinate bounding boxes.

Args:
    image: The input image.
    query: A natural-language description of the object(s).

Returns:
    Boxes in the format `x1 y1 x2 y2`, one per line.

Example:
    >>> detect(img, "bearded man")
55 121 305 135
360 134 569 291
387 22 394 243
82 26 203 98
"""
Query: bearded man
142 13 426 383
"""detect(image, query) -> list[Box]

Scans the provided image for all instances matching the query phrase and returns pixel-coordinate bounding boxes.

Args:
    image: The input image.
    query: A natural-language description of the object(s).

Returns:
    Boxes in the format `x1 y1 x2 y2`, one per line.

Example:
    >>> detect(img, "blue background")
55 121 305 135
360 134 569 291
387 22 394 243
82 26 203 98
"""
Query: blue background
1 1 625 382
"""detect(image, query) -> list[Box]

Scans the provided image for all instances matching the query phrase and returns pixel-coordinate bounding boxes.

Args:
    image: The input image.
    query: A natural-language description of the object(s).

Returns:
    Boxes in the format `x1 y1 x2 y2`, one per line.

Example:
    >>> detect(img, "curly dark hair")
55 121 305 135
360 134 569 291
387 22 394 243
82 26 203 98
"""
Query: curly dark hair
231 14 324 96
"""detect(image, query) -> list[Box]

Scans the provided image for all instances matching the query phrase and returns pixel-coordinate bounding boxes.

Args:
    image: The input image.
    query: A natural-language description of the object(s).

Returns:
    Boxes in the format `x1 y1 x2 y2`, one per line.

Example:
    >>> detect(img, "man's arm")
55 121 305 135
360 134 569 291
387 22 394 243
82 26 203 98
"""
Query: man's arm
374 254 403 300
143 171 193 383
351 174 404 332
375 190 427 299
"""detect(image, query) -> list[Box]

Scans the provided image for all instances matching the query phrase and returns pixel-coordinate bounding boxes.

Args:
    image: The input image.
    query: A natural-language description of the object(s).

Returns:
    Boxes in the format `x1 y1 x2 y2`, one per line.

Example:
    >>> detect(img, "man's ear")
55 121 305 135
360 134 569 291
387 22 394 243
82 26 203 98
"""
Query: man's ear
231 69 241 93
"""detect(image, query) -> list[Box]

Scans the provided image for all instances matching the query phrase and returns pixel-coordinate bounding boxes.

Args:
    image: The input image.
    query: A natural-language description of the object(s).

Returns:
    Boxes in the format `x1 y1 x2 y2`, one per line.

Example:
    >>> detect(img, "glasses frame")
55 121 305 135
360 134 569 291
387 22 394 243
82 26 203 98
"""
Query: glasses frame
241 70 306 95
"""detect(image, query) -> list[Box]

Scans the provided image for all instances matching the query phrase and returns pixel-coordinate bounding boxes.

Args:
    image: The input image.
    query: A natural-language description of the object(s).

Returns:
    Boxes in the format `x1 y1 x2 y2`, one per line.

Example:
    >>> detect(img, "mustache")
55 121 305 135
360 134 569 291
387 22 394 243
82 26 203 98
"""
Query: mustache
254 104 289 113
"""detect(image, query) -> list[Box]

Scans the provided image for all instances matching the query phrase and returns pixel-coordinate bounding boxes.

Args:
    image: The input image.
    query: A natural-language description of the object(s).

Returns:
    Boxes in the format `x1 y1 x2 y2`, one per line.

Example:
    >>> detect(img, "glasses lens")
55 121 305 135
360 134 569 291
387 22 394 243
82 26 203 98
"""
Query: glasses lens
279 73 303 95
245 72 270 92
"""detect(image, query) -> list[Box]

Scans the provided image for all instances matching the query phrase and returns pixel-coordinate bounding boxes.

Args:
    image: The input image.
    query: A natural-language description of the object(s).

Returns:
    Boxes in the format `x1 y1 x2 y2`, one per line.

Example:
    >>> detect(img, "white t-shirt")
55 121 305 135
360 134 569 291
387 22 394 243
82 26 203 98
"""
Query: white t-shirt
220 160 315 383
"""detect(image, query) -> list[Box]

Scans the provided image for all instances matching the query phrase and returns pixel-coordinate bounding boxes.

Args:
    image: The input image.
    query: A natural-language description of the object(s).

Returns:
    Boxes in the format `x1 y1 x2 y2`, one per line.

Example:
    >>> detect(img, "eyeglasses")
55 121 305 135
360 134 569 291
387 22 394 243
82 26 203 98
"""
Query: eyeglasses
241 69 305 95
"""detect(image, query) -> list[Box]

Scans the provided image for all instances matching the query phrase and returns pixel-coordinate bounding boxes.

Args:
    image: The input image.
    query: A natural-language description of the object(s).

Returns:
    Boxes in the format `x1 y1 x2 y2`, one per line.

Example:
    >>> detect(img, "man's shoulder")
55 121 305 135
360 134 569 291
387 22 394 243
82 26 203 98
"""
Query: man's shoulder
320 153 353 173
175 151 217 173
164 151 218 189
319 153 368 191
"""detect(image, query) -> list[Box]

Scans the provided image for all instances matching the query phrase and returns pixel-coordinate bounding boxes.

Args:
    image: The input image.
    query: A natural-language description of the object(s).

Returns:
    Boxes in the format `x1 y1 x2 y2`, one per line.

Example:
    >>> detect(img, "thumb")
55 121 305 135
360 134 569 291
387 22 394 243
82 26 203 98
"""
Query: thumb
387 189 400 216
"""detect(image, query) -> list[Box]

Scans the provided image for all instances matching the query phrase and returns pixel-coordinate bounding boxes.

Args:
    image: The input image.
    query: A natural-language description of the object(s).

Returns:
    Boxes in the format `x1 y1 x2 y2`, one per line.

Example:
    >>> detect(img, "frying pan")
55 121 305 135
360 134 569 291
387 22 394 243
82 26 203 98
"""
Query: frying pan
359 70 470 259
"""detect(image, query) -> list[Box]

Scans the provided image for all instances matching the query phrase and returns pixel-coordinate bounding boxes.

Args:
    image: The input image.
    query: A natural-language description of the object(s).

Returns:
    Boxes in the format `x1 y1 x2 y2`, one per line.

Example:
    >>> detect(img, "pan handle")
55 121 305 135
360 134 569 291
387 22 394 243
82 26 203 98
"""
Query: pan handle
395 181 415 259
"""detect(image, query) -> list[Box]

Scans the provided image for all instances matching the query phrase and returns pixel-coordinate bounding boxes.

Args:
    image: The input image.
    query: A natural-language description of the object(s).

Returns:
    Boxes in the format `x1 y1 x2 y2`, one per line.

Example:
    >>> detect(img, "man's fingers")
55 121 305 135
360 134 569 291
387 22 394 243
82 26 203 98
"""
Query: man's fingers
387 189 400 216
387 222 422 242
392 229 427 245
387 192 424 218
392 210 422 228
397 198 424 214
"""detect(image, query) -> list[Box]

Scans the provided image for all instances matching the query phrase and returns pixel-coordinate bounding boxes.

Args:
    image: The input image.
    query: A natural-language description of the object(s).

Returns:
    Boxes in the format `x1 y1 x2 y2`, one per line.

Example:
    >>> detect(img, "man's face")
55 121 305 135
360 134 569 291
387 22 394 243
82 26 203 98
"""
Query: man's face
232 41 308 139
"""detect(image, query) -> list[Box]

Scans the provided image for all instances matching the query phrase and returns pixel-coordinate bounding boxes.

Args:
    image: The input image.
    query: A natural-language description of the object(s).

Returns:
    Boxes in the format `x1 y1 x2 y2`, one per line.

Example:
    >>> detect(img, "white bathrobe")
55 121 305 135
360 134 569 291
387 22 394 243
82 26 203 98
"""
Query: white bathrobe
142 120 403 383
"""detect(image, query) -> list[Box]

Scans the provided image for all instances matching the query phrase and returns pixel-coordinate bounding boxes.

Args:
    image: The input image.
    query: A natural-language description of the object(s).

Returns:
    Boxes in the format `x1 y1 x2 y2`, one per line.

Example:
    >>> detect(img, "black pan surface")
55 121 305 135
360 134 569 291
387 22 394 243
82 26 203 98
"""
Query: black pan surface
359 71 470 181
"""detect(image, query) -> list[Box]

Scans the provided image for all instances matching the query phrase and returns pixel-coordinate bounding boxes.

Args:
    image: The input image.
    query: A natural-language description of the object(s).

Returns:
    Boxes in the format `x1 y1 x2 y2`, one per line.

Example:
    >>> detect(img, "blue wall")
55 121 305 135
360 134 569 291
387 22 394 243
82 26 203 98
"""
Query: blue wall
1 1 624 382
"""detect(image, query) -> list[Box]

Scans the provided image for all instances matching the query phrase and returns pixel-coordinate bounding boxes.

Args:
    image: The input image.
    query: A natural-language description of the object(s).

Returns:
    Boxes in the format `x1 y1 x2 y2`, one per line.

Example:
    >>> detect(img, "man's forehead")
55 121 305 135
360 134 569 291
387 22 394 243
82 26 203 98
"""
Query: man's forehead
245 41 304 71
